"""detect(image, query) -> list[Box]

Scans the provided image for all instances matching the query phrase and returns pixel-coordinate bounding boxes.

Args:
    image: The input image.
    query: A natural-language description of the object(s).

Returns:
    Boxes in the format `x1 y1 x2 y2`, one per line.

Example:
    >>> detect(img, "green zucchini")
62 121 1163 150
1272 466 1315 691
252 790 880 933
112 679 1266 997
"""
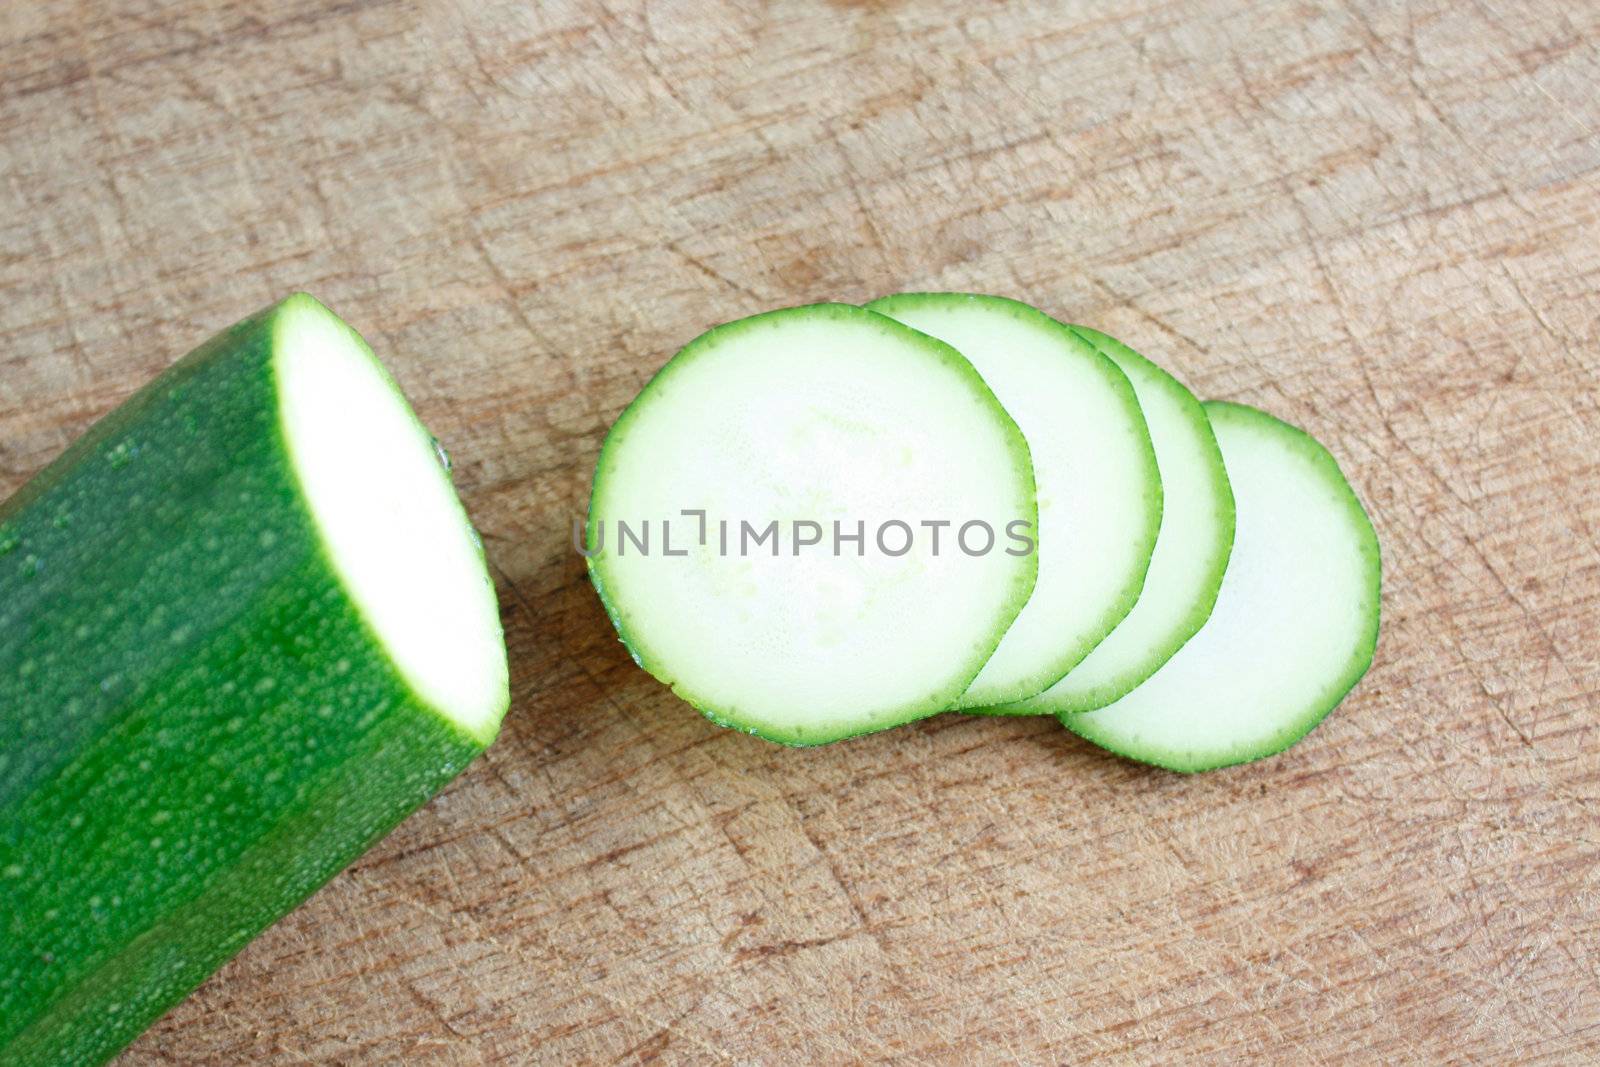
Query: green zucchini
866 294 1162 709
1000 327 1235 714
1063 402 1380 771
586 304 1038 745
0 294 509 1065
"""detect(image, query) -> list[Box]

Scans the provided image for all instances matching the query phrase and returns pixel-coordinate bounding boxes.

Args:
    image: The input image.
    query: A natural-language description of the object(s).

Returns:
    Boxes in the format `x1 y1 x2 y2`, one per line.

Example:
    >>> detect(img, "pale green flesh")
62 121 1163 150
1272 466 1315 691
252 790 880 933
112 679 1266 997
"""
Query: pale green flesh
1064 402 1381 773
275 295 508 742
1002 327 1234 714
587 304 1038 746
867 295 1161 709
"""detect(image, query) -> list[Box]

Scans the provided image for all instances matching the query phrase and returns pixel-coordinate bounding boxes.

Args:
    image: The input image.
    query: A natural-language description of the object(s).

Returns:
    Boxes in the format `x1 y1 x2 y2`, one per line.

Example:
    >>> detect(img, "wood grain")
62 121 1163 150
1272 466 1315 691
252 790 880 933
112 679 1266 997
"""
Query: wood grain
4 0 1600 1061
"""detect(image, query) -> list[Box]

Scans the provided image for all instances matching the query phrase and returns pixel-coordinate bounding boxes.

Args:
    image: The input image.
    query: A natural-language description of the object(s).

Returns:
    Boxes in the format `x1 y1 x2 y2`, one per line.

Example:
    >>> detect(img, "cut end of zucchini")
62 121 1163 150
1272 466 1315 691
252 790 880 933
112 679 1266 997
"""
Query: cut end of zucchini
273 294 509 745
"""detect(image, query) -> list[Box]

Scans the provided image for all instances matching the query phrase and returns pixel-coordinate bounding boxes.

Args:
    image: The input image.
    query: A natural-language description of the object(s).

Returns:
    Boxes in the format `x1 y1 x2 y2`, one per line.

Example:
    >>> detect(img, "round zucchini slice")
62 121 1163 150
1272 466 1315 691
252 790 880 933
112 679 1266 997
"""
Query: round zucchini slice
1064 402 1380 772
1005 327 1234 714
587 304 1038 744
867 295 1161 709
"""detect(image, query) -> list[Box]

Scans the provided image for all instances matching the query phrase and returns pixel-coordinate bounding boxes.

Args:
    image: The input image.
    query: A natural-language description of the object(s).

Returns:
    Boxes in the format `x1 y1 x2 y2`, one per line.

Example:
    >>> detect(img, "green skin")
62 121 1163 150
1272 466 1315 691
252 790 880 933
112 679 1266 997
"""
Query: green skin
586 303 1039 746
1062 401 1381 773
0 300 493 1065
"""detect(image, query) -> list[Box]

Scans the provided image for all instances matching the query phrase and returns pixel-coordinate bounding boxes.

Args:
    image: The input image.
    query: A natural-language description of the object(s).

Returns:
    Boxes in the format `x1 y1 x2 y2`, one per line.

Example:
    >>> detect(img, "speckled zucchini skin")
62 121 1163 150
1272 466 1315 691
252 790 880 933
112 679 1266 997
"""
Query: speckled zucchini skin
0 299 491 1066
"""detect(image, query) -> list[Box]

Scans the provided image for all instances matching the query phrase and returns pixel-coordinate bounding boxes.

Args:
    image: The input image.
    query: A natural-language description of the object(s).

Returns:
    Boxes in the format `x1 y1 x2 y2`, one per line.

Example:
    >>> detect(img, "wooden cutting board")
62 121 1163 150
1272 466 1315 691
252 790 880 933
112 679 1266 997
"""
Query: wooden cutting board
4 1 1598 1061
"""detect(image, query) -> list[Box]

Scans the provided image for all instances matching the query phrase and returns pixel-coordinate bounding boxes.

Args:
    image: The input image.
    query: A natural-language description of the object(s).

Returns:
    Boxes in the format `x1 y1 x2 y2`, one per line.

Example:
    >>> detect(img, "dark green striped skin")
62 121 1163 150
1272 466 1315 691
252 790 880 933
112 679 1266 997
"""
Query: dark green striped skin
0 298 490 1065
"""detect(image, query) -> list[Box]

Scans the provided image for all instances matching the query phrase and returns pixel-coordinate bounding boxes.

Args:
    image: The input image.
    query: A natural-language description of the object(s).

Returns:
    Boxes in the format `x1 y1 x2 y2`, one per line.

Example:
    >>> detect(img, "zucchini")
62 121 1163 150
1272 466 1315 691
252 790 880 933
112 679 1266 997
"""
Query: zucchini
1063 402 1380 771
0 294 509 1065
1002 327 1235 713
586 304 1037 745
867 295 1162 709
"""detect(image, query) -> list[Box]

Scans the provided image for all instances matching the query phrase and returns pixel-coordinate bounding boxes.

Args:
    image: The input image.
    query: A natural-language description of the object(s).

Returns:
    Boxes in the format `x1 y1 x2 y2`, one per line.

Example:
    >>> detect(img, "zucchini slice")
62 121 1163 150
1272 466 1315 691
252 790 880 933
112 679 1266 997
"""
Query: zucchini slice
1003 327 1235 713
1064 402 1380 772
586 304 1038 744
0 294 509 1065
867 295 1161 709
